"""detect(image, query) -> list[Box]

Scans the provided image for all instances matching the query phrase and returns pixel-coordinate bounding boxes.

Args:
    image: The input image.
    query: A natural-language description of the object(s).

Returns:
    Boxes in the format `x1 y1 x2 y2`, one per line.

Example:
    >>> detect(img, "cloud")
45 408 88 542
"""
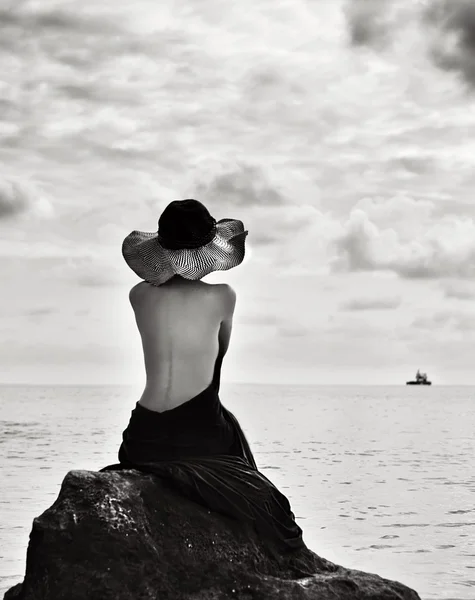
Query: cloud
194 163 287 208
324 318 390 340
332 198 475 279
237 313 279 326
412 309 475 331
345 0 392 47
31 253 131 287
443 282 475 300
0 178 53 219
189 162 326 249
243 203 333 250
25 307 56 318
345 0 475 88
65 258 130 287
0 6 120 35
173 191 475 281
340 296 401 311
0 180 33 218
424 0 475 86
76 271 127 288
278 324 309 338
353 195 434 229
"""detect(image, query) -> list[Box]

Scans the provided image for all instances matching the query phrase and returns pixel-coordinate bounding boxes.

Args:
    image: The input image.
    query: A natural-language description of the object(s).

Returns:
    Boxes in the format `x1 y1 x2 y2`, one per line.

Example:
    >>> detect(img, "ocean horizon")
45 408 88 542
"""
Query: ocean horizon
2 382 474 387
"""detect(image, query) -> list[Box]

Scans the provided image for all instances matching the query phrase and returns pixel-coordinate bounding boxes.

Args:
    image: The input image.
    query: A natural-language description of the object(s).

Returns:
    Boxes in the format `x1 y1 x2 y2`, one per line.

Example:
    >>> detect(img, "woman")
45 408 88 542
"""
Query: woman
102 199 306 555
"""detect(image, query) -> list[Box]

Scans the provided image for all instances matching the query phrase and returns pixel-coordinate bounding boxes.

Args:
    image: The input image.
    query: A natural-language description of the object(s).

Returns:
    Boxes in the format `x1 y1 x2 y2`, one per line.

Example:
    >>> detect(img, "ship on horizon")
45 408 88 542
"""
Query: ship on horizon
406 369 432 386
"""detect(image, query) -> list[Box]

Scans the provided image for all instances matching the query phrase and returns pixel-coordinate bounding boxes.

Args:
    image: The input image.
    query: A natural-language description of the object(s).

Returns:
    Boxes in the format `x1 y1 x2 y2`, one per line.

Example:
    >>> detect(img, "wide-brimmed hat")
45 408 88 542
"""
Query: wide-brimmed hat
122 199 248 286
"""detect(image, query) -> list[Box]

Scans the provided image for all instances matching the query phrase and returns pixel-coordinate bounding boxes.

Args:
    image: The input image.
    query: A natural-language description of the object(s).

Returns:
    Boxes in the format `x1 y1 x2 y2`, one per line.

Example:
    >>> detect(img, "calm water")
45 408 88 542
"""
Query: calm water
1 384 474 599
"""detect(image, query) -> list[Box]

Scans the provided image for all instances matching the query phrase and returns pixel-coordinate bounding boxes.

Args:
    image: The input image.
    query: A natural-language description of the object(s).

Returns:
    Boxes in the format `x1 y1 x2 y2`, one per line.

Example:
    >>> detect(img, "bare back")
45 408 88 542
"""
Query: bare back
130 277 236 412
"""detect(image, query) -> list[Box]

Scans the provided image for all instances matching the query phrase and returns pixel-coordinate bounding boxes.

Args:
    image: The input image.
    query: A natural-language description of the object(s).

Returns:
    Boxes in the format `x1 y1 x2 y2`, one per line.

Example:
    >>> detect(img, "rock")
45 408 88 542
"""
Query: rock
5 470 421 600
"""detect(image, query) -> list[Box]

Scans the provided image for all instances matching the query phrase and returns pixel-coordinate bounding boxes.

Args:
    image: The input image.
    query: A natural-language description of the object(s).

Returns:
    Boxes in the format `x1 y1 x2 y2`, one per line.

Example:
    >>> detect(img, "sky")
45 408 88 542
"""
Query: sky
2 0 475 384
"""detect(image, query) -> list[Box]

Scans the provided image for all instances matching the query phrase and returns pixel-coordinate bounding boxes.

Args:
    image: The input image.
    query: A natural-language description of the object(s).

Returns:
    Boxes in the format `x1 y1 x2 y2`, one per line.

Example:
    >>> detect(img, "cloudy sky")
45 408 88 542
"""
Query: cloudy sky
2 0 475 385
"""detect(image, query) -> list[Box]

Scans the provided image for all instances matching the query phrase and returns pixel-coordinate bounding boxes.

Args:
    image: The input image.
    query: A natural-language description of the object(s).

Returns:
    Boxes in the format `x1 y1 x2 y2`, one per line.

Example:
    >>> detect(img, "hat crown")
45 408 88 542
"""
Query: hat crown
157 199 216 249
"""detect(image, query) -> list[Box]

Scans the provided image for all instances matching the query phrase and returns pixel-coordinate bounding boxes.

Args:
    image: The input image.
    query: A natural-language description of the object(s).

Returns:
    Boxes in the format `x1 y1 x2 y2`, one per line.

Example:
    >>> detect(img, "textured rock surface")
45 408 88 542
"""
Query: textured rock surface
5 470 421 600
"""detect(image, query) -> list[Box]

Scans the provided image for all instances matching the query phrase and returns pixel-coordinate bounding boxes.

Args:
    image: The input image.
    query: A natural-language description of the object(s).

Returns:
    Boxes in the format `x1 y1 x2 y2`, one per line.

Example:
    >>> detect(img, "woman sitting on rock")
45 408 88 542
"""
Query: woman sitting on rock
102 199 308 557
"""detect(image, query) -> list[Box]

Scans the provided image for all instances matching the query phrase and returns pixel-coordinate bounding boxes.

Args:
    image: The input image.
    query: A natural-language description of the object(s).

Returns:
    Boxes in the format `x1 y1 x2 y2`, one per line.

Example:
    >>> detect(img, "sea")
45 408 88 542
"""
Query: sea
1 384 474 600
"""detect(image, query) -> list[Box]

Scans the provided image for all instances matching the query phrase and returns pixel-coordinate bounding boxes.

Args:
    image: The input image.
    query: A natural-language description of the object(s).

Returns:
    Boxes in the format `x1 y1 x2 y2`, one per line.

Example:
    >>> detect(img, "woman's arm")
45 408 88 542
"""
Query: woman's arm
218 284 236 357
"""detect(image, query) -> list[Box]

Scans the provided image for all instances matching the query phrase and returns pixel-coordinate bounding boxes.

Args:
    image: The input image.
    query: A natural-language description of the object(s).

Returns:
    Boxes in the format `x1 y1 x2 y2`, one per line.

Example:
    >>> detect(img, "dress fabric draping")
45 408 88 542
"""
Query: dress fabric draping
101 348 305 552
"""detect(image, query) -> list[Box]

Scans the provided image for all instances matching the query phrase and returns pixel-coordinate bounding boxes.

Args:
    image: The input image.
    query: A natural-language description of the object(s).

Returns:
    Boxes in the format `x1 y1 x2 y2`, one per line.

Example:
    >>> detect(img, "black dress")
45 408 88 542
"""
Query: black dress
101 347 305 552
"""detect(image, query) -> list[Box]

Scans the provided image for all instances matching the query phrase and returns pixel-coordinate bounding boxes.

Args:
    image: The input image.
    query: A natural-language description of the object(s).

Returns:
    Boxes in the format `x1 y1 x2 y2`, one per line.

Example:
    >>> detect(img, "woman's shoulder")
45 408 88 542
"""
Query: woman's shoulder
197 283 237 318
129 281 149 306
216 283 236 311
214 282 235 296
128 280 236 305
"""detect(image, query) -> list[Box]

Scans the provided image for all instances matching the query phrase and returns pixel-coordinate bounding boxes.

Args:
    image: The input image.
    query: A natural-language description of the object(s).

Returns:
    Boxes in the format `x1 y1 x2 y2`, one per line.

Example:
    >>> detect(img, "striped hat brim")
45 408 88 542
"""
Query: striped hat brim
122 218 248 286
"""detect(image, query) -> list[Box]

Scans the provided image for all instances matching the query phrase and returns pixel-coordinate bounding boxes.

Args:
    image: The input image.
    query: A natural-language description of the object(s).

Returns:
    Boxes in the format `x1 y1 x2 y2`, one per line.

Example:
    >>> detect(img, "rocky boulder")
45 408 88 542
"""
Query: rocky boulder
5 470 421 600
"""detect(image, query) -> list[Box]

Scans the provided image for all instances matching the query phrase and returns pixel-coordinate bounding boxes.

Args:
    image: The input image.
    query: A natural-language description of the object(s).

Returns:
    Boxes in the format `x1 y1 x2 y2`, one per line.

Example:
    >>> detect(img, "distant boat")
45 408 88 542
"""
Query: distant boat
406 369 432 385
